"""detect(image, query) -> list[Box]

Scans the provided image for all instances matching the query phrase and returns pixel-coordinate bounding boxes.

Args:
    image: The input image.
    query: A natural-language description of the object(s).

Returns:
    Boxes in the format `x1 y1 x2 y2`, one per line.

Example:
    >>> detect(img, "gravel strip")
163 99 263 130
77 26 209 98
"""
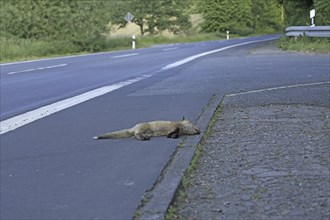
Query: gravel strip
176 86 330 220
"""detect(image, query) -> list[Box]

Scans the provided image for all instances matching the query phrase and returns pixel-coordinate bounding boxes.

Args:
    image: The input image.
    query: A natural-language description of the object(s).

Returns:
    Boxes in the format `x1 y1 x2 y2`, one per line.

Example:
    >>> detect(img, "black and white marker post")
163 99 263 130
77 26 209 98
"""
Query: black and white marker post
310 9 315 27
124 12 136 49
132 35 136 50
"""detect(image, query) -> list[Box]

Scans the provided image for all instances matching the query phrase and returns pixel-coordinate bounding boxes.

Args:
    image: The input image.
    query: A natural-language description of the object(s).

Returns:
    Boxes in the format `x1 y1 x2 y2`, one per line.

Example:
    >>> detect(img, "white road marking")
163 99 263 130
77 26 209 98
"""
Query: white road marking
163 47 178 51
0 74 152 134
0 37 280 134
0 51 118 66
7 64 67 75
110 53 139 59
226 81 330 97
7 68 35 74
161 37 279 71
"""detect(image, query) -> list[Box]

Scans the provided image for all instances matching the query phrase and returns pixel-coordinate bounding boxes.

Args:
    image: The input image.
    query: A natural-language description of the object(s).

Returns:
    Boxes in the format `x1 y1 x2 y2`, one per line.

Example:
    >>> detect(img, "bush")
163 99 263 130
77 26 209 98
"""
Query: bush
0 36 81 62
0 34 134 62
277 36 330 53
230 25 255 36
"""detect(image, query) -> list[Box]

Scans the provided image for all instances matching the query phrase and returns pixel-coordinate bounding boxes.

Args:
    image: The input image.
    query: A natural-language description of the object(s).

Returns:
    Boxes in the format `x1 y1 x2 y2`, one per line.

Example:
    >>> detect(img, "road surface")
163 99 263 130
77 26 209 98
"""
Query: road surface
1 34 329 219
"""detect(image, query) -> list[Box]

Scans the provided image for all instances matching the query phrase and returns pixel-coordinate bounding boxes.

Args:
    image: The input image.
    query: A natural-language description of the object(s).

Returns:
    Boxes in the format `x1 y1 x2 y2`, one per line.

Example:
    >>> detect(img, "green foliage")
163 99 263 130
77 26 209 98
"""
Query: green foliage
0 0 328 62
0 33 224 62
314 0 330 25
199 0 243 33
0 36 79 62
282 0 313 26
0 0 114 51
277 36 330 53
198 0 282 35
112 0 191 36
0 35 132 62
252 0 283 32
137 32 225 48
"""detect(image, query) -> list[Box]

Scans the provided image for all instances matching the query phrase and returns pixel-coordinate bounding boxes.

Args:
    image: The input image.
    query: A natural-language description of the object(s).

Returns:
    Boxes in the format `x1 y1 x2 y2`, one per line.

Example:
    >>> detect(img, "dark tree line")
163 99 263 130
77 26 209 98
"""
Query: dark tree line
0 0 328 42
198 0 329 35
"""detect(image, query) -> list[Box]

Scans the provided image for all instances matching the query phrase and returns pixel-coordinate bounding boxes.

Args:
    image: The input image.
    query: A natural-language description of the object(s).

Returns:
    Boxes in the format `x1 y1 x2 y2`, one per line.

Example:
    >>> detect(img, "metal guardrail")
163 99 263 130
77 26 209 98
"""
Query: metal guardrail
286 26 330 38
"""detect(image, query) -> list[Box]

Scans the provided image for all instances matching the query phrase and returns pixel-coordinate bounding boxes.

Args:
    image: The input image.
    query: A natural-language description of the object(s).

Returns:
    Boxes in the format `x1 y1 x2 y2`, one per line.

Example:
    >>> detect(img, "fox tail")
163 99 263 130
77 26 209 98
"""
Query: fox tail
94 129 133 139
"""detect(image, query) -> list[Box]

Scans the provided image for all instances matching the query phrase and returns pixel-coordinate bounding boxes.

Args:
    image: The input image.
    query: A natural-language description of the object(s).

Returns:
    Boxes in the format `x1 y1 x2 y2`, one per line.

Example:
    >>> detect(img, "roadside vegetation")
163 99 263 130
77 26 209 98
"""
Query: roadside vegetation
278 37 330 53
0 0 329 63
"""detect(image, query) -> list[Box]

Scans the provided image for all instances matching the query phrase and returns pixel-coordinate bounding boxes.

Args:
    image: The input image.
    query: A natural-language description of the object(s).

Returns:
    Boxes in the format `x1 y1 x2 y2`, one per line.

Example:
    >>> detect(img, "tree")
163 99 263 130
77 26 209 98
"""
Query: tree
0 0 113 44
198 0 254 34
112 0 191 36
279 0 313 26
314 0 330 25
252 0 282 32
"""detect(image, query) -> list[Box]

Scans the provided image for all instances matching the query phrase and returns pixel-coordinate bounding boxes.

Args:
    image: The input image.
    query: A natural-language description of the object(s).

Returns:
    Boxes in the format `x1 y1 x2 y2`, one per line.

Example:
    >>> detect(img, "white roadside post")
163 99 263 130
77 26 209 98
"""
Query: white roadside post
132 35 136 50
310 9 315 27
124 12 135 49
226 30 230 40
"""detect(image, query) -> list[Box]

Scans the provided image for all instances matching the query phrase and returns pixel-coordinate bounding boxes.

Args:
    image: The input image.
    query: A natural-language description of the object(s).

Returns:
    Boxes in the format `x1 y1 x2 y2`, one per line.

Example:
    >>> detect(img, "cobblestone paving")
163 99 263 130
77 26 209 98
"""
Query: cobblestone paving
177 95 330 220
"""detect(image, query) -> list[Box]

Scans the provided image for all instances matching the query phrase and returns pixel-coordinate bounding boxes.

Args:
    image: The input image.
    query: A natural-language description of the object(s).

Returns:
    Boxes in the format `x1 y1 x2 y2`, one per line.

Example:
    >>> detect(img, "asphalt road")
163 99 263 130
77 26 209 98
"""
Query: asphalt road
137 42 330 219
0 34 278 121
1 35 329 220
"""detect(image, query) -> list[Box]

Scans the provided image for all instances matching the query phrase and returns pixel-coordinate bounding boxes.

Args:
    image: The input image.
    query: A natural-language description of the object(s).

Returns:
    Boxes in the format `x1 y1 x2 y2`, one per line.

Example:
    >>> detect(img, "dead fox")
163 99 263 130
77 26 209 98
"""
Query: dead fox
93 117 201 141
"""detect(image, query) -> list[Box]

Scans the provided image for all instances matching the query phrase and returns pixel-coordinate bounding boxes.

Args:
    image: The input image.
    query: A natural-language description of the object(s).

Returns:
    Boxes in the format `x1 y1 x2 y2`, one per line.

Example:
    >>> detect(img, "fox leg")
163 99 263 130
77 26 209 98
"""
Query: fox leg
134 133 150 140
135 129 152 141
167 127 180 139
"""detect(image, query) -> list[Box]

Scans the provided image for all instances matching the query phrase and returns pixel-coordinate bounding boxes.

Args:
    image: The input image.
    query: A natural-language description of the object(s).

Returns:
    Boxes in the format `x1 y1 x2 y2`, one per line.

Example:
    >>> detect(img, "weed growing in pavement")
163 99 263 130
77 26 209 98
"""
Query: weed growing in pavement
164 98 226 220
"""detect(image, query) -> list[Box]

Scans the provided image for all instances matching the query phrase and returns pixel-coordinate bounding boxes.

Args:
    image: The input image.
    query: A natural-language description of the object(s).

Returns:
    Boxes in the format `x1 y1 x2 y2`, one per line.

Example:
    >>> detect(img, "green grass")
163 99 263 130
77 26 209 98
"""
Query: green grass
7 32 323 64
0 35 134 63
277 36 330 53
137 32 226 48
0 37 78 63
0 33 226 63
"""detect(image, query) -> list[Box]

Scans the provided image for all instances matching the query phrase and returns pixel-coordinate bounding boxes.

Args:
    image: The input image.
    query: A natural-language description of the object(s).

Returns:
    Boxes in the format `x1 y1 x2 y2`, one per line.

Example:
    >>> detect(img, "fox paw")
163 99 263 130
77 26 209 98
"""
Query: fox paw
167 127 180 139
136 134 151 141
170 133 179 139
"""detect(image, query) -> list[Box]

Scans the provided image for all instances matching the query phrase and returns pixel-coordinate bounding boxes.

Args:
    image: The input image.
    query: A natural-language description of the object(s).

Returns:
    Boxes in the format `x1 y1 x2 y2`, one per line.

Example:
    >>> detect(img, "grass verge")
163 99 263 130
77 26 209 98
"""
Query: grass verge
277 36 330 53
0 35 132 63
137 32 226 48
0 33 226 63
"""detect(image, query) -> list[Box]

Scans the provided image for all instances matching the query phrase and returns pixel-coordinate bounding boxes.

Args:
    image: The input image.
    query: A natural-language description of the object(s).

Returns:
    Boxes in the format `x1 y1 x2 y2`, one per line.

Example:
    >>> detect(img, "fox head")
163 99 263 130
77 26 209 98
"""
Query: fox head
181 117 201 135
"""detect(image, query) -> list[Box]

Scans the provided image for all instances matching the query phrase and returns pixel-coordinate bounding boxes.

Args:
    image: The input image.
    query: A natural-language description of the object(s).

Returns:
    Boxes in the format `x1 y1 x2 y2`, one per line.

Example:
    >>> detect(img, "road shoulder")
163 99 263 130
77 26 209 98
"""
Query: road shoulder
175 83 330 220
135 42 330 220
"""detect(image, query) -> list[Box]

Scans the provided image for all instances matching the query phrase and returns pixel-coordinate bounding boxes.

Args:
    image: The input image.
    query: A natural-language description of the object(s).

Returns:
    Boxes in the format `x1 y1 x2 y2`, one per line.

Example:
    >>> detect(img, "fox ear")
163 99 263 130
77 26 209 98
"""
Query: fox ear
182 116 185 121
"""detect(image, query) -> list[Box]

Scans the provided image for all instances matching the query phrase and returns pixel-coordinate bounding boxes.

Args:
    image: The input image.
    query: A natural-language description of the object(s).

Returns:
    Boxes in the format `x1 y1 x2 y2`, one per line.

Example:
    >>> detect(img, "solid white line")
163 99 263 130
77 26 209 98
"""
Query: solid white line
161 37 279 71
0 74 152 134
110 53 139 59
7 63 67 75
226 81 330 97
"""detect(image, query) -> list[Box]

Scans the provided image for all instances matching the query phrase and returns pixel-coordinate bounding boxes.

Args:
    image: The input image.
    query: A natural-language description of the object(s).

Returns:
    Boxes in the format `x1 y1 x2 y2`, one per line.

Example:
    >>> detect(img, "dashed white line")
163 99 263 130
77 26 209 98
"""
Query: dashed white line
0 74 152 135
0 51 117 66
110 53 139 59
45 64 67 69
7 64 67 75
7 68 36 75
163 47 178 51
